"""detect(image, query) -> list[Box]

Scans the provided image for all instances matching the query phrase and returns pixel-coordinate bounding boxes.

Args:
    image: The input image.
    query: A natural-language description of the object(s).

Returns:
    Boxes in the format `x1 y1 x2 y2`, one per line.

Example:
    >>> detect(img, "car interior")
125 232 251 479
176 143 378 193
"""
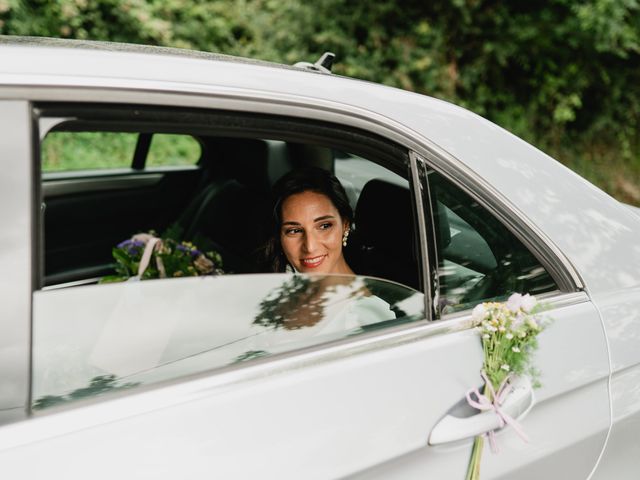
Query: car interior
38 104 423 292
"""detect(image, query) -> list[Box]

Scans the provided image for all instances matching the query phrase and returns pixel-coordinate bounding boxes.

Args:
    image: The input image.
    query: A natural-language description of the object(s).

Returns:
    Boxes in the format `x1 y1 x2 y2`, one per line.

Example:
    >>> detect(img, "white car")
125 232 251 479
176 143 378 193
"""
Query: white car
0 36 639 479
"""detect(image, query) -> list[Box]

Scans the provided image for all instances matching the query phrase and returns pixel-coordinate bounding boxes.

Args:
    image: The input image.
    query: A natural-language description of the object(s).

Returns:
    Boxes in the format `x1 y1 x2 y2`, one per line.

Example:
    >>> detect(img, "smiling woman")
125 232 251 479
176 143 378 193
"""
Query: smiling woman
266 167 355 274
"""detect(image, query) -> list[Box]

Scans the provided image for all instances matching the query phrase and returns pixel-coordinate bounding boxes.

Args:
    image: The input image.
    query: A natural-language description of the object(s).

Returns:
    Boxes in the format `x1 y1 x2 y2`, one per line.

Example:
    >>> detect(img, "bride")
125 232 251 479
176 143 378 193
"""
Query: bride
257 167 396 339
264 166 355 275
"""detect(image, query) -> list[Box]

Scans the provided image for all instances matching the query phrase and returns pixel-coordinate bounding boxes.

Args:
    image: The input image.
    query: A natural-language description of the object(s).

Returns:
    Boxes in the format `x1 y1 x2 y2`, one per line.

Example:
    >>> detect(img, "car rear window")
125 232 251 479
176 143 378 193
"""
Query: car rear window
41 131 201 172
146 134 201 167
42 131 137 171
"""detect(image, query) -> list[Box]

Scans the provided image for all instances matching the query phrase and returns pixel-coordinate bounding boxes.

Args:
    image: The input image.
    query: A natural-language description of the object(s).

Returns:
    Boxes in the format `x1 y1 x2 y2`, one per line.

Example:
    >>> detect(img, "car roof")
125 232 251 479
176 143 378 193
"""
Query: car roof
0 35 305 71
2 36 640 294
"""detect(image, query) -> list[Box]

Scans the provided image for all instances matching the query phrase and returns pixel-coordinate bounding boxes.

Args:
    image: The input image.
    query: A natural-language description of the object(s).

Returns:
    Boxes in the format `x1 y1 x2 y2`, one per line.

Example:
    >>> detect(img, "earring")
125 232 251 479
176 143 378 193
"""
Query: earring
342 229 350 247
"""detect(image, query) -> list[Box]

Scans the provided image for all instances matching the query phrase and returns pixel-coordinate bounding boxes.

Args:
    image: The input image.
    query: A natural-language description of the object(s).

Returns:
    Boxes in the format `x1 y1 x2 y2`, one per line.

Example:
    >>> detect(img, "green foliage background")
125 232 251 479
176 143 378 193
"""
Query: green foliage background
2 0 639 204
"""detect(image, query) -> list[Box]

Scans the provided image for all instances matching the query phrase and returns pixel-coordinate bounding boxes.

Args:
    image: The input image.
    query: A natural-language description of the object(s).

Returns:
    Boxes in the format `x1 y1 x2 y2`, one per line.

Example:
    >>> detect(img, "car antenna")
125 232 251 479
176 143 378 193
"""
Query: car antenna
293 52 335 73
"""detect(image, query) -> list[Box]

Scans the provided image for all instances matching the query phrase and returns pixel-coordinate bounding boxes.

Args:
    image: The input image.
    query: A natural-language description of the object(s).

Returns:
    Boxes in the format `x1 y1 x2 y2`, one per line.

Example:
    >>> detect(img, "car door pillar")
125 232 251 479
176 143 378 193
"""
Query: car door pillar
0 101 35 424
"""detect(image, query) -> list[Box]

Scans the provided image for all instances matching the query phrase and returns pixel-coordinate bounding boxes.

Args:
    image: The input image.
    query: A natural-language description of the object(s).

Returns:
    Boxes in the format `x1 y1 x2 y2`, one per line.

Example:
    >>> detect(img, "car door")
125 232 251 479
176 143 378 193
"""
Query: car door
348 154 611 479
0 112 481 478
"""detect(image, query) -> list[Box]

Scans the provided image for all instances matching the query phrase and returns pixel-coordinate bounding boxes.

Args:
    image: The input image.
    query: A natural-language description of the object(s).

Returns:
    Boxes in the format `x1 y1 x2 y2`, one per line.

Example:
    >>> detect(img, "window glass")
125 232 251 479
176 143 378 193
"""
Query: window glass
41 131 137 171
427 171 558 314
31 274 424 410
146 134 201 167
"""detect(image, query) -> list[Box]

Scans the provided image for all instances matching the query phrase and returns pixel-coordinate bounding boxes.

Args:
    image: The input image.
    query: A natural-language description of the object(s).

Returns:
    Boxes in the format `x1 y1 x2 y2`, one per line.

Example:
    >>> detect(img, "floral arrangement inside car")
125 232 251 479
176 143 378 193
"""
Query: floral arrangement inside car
99 229 224 283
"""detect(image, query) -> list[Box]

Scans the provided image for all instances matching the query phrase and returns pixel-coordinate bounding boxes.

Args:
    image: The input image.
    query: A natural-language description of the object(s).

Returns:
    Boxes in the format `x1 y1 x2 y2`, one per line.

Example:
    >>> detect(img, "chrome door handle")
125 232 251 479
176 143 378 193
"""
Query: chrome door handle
428 376 534 445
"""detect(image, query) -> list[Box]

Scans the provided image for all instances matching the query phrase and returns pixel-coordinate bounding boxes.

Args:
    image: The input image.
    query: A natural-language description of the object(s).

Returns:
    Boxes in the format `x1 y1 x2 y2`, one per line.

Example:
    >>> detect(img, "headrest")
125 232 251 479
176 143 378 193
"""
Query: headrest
355 178 452 254
355 179 414 255
287 143 334 173
206 137 272 193
434 200 451 250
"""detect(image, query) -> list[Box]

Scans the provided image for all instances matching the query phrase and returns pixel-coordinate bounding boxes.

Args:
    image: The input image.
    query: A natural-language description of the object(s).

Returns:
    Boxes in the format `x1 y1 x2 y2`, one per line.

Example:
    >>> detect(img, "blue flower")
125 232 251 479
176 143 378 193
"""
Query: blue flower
117 239 133 249
117 239 145 256
176 243 201 257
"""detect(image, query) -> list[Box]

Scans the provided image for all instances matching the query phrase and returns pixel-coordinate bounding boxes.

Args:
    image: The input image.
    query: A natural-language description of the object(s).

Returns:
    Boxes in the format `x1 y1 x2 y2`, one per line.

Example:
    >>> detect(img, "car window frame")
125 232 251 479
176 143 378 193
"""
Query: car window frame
412 150 582 320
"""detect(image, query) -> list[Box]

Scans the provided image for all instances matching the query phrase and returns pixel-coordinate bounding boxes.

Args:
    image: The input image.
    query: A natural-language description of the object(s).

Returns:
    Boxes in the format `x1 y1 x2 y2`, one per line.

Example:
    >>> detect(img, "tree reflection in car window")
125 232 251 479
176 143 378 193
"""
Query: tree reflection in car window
32 374 139 411
254 275 383 330
32 275 425 412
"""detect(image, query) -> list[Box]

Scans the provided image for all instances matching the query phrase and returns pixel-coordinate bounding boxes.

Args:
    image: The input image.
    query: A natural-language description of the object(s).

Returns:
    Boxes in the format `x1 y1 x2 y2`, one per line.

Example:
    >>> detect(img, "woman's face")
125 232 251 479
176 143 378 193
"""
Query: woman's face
280 190 352 275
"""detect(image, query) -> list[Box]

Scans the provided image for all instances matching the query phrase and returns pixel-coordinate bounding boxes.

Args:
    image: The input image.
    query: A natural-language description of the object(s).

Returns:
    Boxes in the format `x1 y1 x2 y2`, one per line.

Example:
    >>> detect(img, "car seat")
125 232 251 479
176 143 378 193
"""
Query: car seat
346 179 421 290
177 138 274 273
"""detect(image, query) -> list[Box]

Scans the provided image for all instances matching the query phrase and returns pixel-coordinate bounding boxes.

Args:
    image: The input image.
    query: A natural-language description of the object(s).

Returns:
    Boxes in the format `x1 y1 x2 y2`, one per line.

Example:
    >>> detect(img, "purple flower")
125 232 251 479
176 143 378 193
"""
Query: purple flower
176 243 202 257
117 239 145 256
117 239 133 249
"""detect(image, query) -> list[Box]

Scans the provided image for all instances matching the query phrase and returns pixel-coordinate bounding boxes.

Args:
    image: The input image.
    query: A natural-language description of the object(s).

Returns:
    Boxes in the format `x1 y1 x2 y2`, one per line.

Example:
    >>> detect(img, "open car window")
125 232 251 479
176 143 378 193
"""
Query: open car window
32 274 424 410
37 105 421 291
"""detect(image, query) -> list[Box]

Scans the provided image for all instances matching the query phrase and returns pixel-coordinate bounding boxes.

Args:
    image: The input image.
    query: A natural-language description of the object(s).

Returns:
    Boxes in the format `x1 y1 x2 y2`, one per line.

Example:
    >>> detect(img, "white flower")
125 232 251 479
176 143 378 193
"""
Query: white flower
482 334 490 339
512 346 520 353
472 303 486 322
526 317 539 329
505 333 514 340
501 364 510 371
506 293 523 312
521 294 537 313
512 312 525 328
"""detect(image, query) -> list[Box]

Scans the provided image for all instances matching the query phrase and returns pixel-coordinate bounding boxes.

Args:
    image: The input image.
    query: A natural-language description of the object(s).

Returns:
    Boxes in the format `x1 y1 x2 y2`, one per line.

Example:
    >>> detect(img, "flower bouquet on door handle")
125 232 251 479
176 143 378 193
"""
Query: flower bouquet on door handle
465 293 550 480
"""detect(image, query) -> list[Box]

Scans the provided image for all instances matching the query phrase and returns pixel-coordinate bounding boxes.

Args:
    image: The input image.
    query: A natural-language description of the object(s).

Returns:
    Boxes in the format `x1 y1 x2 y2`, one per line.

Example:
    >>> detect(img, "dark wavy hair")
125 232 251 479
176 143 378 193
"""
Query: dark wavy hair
265 167 354 272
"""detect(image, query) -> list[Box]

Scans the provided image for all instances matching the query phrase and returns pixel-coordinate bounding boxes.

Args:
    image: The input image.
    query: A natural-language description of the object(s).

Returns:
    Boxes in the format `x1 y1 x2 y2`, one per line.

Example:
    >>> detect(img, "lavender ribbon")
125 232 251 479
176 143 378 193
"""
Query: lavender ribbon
466 371 529 453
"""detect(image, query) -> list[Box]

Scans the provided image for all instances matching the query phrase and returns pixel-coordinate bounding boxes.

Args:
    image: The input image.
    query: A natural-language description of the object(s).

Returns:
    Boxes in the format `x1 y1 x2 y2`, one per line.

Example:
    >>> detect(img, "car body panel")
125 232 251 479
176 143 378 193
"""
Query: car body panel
587 286 640 479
